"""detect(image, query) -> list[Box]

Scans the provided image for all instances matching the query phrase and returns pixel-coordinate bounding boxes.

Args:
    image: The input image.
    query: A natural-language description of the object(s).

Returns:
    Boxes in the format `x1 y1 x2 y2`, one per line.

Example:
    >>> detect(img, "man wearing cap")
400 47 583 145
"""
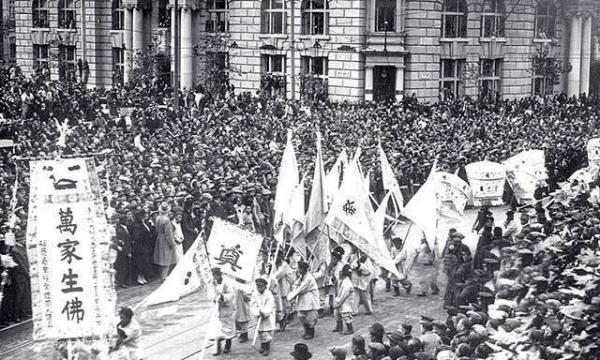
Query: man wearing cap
323 250 344 316
333 264 354 335
288 260 319 339
389 237 412 297
114 212 133 288
349 246 374 315
130 209 153 285
418 316 442 354
251 277 276 356
211 267 235 356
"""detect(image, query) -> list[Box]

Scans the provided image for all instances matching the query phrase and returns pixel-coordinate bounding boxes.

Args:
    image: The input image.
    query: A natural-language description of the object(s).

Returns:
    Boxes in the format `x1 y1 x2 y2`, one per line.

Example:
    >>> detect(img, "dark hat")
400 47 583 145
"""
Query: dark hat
420 315 434 323
255 277 268 286
290 343 312 360
399 323 413 334
387 330 405 344
211 267 222 276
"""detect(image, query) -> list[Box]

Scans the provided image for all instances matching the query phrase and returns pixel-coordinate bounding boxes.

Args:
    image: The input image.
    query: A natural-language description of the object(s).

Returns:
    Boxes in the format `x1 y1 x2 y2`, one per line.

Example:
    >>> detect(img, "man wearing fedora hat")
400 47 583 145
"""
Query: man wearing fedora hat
153 202 177 282
288 260 319 339
251 277 276 356
290 343 312 360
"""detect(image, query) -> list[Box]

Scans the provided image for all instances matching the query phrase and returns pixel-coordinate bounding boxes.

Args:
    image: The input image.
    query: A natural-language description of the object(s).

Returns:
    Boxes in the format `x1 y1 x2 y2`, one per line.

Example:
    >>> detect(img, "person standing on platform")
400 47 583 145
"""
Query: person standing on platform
251 277 276 356
288 260 319 339
211 267 236 356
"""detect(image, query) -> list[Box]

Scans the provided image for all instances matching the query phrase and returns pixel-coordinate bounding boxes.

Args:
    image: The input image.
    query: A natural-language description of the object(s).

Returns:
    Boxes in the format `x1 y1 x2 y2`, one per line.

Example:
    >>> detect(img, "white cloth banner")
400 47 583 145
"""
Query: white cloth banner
503 150 548 202
26 158 115 340
432 172 471 217
587 138 600 167
206 218 263 285
465 161 506 207
379 143 404 213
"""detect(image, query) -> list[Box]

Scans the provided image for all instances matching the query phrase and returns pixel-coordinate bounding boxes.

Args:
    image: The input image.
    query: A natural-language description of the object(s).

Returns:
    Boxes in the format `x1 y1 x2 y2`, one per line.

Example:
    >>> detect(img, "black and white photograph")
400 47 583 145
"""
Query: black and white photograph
0 0 600 359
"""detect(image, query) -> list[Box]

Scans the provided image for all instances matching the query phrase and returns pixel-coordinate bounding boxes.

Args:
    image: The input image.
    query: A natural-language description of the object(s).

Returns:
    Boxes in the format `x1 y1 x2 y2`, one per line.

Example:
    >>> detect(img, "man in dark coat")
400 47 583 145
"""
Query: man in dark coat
181 200 199 253
114 212 133 288
129 209 154 284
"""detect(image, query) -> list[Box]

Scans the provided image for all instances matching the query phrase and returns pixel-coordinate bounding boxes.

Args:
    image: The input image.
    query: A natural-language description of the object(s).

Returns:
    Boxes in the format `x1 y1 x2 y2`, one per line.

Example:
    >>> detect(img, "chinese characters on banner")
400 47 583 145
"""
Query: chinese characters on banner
503 150 548 202
206 218 263 285
465 161 507 207
26 158 115 340
587 138 600 167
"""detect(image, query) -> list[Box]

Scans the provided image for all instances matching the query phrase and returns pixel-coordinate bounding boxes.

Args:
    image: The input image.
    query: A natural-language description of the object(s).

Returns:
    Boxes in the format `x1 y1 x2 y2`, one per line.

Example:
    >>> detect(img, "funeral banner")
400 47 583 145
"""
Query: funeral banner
587 138 600 167
26 158 115 341
206 218 263 285
465 161 506 207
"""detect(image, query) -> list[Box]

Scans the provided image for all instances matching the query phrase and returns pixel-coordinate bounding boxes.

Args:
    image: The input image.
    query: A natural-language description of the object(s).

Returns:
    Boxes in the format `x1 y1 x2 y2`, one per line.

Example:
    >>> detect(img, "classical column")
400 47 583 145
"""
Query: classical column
365 66 374 101
568 16 582 97
395 66 404 102
124 8 133 82
180 8 194 89
171 6 177 73
580 15 592 95
132 7 145 53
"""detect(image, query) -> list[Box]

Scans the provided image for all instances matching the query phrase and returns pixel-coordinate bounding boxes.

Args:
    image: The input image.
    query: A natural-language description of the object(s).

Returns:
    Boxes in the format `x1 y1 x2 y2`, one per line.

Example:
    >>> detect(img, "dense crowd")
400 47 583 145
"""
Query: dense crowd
0 64 598 358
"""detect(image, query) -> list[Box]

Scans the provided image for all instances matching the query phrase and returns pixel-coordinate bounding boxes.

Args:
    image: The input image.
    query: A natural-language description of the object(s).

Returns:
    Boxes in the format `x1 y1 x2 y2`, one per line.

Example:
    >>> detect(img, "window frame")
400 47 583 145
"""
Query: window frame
112 0 124 31
441 0 467 38
58 0 77 30
479 58 502 100
58 45 77 82
262 54 286 75
262 0 286 34
32 0 50 28
534 0 556 39
480 0 505 38
301 0 328 35
375 0 396 33
301 56 328 79
158 0 170 28
206 0 229 33
439 58 464 100
112 47 125 85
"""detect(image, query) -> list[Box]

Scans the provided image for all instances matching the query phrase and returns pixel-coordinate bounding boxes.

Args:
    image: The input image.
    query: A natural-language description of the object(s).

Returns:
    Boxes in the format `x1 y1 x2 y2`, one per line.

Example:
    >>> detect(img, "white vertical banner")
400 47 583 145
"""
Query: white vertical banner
26 158 115 341
587 138 600 167
206 218 263 285
465 161 506 207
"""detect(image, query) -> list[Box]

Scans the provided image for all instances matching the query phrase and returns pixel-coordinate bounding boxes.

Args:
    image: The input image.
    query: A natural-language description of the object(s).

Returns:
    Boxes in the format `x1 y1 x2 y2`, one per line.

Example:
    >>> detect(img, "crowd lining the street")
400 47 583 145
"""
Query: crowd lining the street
0 64 598 359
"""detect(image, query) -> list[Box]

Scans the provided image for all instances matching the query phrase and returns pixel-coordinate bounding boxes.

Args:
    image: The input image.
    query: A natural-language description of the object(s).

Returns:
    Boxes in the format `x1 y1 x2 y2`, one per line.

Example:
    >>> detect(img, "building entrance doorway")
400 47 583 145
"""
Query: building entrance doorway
373 66 396 102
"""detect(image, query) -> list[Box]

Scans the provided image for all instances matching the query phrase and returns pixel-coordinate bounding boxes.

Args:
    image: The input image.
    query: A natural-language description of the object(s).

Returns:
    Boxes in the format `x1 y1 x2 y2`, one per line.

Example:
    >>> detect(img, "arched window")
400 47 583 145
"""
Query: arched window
441 0 467 38
32 0 49 28
112 0 124 31
58 0 76 29
481 0 505 38
535 0 556 39
301 0 328 35
262 0 286 34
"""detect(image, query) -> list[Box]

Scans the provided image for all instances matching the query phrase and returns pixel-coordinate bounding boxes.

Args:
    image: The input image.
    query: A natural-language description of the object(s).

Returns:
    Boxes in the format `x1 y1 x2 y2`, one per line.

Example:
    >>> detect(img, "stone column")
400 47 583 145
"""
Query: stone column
171 6 177 73
568 16 582 97
580 15 592 96
395 66 404 102
180 8 194 89
365 66 374 101
124 8 133 82
132 7 145 53
151 2 160 30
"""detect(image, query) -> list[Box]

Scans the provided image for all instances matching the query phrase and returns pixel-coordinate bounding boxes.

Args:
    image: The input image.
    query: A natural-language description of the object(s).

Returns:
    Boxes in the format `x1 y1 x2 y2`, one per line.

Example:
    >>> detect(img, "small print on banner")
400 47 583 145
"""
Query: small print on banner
26 158 115 341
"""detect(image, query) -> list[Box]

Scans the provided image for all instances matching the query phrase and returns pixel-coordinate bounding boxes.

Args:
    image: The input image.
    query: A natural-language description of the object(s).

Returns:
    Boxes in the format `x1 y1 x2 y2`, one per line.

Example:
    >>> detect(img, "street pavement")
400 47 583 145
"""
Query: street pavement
0 206 508 359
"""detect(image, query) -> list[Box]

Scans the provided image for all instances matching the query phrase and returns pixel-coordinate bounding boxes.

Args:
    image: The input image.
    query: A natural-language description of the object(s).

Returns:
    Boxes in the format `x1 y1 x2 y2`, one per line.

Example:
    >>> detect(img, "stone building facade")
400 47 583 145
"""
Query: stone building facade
11 0 600 102
1 0 16 63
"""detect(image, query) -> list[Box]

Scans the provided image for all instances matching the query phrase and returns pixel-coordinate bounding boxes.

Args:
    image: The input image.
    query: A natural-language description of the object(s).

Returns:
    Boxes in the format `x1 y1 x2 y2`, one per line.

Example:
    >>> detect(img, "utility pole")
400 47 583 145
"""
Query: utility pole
81 0 87 84
173 0 180 111
290 0 296 101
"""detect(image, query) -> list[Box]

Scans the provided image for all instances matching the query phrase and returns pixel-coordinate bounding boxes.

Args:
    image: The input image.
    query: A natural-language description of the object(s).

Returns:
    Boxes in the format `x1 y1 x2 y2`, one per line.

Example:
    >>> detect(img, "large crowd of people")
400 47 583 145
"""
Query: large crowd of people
0 64 598 359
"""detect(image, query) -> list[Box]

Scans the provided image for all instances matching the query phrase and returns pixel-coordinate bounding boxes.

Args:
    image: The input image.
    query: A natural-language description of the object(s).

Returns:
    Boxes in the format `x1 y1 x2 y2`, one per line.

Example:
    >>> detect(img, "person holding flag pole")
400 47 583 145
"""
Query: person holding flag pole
287 259 320 339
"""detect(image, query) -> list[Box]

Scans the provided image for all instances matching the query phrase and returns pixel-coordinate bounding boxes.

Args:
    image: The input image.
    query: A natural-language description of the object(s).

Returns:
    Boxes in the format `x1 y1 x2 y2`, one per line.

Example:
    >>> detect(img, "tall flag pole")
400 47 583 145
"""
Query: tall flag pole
305 131 328 234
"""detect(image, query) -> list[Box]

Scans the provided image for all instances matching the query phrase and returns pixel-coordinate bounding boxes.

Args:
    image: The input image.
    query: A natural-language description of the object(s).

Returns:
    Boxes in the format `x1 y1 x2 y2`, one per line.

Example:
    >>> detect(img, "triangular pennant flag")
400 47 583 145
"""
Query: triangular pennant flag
325 158 400 277
305 132 328 234
283 178 307 255
403 162 440 251
273 131 300 236
325 149 347 206
379 142 404 214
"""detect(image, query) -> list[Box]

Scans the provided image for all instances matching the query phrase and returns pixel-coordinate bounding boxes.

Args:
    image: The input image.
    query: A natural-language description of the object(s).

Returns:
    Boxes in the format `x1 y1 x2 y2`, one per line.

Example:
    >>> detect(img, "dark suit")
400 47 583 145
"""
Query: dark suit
114 223 133 285
181 210 198 253
129 219 154 280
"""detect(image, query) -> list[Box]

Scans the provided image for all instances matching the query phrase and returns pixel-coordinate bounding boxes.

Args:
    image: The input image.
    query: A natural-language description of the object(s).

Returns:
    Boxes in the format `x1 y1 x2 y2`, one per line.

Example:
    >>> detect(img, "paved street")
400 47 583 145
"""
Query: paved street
0 206 508 359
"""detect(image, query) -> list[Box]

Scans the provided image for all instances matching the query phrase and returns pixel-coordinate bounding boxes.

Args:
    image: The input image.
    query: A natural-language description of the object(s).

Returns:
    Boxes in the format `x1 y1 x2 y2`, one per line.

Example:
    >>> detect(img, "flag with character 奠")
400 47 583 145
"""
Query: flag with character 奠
26 158 115 341
206 218 264 285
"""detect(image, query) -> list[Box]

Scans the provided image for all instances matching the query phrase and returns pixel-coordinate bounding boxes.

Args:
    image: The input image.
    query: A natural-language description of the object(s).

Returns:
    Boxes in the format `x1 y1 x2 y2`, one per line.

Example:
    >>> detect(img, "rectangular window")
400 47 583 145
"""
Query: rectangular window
33 44 49 78
32 0 49 28
206 0 229 33
532 59 554 96
301 0 327 35
375 0 396 32
262 0 286 34
439 59 464 100
481 14 505 38
480 59 502 100
112 1 124 30
262 54 286 74
112 48 124 85
59 45 77 82
301 56 328 77
58 0 77 29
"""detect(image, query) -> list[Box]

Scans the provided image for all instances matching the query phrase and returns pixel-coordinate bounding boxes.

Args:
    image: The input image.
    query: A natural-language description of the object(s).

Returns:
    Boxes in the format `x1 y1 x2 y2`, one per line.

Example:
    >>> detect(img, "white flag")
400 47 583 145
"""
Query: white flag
432 171 471 218
325 158 400 277
273 131 300 234
403 166 441 251
305 132 328 234
325 149 347 205
282 178 306 254
379 142 404 214
503 150 547 202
